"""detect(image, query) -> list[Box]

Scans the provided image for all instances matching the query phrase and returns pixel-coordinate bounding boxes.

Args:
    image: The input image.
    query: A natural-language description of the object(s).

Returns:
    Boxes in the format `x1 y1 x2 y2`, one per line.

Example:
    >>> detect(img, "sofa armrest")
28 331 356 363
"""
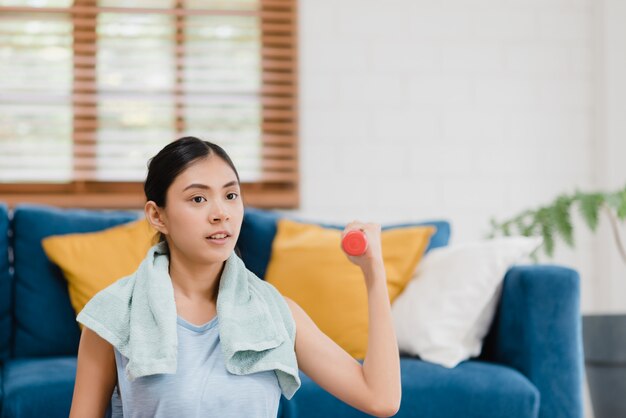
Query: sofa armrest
0 363 3 415
482 265 584 418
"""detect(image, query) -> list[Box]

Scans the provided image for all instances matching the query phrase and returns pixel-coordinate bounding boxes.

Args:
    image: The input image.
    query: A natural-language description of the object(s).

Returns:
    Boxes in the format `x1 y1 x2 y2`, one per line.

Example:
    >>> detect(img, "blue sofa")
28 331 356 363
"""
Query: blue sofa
0 203 584 418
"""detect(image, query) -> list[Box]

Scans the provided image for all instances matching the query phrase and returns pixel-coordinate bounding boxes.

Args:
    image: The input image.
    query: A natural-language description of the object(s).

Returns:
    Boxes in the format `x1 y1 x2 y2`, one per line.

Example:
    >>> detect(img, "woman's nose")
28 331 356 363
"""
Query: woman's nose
210 202 229 222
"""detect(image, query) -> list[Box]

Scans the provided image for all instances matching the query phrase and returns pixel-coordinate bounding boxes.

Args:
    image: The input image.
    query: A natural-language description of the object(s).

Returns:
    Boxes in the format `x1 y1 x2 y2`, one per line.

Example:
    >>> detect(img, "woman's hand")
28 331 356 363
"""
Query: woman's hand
341 221 385 286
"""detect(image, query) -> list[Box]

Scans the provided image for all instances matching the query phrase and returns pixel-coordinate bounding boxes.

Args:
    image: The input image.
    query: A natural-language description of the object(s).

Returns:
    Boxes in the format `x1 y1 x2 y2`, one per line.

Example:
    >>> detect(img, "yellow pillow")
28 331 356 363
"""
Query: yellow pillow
264 219 436 359
42 218 158 316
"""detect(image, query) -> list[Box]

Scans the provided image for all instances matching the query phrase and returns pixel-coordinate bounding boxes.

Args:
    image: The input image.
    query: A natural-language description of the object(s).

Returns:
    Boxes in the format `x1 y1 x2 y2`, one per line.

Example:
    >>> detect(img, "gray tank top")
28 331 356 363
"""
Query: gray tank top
110 315 282 418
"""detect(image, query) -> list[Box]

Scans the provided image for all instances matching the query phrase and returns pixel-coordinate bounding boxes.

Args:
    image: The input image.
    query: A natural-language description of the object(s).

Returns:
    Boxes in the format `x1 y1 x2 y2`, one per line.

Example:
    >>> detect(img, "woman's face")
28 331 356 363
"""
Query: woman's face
160 156 244 264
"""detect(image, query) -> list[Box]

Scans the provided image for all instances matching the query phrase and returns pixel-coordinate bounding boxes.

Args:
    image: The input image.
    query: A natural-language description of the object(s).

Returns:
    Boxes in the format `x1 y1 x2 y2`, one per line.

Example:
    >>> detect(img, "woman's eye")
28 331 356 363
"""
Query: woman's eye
227 193 239 200
192 196 206 203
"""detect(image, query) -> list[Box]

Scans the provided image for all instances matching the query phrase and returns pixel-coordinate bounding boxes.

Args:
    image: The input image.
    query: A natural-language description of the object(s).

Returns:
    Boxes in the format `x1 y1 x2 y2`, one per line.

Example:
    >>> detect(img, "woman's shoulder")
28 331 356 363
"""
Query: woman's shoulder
76 274 137 342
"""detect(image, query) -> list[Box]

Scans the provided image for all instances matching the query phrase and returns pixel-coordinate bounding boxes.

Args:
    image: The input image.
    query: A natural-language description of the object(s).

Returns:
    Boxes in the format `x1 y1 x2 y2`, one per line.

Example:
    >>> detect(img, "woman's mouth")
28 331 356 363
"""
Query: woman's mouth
206 234 230 245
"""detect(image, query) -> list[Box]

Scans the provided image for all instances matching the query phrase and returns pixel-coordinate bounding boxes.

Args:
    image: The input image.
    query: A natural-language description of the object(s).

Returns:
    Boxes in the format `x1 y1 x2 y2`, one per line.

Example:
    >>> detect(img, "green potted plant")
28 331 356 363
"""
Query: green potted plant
487 185 626 418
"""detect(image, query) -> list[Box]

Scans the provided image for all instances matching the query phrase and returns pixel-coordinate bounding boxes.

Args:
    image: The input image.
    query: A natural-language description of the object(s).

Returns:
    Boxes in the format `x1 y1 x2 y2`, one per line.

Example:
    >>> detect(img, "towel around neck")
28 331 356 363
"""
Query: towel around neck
76 241 301 400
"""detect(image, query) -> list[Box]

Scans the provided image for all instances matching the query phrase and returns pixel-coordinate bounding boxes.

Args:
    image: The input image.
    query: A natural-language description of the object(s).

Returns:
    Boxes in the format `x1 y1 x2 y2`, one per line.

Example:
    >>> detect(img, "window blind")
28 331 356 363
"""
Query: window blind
0 0 298 208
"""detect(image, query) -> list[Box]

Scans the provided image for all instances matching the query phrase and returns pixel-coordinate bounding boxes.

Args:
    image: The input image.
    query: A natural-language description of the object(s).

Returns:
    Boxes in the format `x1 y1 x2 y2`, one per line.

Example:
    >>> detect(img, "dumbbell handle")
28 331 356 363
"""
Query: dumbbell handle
342 230 368 256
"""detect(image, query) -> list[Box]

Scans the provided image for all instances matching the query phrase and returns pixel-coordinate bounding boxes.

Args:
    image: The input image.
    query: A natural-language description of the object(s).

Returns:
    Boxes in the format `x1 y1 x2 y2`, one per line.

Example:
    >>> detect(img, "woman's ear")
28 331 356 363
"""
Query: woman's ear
144 201 168 235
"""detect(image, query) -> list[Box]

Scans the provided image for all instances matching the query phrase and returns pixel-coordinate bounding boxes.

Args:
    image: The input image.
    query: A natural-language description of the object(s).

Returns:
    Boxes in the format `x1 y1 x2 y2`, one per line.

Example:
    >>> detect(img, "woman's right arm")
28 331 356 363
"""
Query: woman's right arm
69 326 118 418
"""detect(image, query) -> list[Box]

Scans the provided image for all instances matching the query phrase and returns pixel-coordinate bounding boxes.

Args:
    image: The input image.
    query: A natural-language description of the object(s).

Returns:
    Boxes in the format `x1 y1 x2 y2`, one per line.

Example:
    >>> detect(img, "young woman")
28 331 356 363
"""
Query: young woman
69 137 401 417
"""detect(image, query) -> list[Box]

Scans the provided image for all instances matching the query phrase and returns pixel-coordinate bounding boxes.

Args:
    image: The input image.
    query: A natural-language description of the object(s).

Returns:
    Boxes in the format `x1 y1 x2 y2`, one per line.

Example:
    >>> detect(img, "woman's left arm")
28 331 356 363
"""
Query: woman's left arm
283 222 401 418
360 263 402 413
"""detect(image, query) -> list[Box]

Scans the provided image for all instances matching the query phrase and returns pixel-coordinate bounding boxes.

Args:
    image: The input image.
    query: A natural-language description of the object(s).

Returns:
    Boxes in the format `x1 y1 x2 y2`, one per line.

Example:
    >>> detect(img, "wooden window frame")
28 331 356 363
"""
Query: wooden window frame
0 0 299 210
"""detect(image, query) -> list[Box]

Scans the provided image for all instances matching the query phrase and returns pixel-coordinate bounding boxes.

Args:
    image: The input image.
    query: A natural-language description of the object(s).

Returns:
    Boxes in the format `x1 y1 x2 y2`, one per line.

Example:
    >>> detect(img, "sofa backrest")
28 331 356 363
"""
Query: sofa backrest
0 204 10 362
11 204 139 358
238 206 451 280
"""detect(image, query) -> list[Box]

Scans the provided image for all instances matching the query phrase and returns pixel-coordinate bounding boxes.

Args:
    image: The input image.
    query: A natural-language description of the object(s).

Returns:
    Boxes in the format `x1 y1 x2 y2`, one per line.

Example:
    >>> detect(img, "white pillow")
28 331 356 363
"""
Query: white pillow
391 236 543 368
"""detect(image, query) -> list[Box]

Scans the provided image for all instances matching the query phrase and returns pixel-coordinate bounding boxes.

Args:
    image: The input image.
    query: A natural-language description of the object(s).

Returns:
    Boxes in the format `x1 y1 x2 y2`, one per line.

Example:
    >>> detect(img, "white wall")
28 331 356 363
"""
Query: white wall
592 0 626 313
283 2 626 417
288 0 601 311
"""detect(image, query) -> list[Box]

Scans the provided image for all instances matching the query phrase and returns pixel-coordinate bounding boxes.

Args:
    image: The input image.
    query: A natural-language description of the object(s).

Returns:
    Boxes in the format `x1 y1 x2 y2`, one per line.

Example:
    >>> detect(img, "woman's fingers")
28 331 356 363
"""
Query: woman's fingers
342 221 379 239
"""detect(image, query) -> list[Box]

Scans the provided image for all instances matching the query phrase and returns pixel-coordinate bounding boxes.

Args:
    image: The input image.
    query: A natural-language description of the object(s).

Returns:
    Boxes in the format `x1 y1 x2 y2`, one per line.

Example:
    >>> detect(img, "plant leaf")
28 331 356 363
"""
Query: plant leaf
541 221 555 257
534 208 555 257
486 184 626 259
577 192 603 232
522 219 537 236
617 190 626 220
552 195 574 247
488 217 499 237
514 217 527 236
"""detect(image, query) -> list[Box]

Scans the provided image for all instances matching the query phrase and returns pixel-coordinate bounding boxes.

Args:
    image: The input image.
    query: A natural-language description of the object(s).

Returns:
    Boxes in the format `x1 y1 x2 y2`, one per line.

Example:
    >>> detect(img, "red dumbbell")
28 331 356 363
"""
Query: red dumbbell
342 229 368 256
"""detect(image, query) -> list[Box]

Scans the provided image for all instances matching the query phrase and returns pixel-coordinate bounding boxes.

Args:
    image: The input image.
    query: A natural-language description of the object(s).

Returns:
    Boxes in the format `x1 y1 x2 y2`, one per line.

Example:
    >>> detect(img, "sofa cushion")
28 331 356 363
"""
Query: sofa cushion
265 219 436 359
237 206 451 280
237 206 282 280
282 358 539 418
11 204 139 357
42 218 157 317
392 236 543 369
1 357 76 418
0 204 11 361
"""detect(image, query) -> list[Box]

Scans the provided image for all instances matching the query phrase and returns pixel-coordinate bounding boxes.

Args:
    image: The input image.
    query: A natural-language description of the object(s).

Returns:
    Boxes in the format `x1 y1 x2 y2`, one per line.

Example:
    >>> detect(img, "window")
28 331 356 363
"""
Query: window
0 0 298 209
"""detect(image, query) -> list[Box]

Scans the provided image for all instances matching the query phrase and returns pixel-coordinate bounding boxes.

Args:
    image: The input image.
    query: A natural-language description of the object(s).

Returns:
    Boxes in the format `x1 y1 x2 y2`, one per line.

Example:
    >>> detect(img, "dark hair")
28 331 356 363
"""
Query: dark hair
144 136 242 257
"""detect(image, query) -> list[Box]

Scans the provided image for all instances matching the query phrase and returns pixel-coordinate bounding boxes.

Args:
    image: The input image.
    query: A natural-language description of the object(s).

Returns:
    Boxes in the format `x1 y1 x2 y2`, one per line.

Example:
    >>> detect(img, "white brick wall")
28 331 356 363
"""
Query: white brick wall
594 0 626 315
294 0 600 271
289 3 626 415
294 0 622 365
295 0 599 298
